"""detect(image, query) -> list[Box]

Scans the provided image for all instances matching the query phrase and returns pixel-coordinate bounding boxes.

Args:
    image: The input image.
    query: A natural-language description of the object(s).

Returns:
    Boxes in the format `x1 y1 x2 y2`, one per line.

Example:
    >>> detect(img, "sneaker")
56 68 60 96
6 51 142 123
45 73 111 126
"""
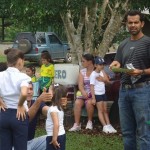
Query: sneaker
107 124 117 133
102 125 111 134
68 123 81 132
86 120 93 130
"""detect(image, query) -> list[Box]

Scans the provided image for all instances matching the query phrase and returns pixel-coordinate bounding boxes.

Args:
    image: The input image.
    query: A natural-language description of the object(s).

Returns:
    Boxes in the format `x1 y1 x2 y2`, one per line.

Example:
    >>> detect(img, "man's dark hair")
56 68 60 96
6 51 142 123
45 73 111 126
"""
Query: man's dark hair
125 10 145 22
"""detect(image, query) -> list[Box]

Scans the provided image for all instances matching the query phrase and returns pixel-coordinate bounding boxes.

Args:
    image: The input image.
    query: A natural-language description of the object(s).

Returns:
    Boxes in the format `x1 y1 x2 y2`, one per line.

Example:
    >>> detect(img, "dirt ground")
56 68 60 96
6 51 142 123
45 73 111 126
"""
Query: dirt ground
0 43 13 56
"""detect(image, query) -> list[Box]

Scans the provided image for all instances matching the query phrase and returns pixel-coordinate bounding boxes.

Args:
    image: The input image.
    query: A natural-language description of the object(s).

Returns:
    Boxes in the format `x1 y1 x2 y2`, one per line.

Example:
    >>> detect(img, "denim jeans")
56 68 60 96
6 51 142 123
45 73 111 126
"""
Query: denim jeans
27 135 46 150
119 84 150 150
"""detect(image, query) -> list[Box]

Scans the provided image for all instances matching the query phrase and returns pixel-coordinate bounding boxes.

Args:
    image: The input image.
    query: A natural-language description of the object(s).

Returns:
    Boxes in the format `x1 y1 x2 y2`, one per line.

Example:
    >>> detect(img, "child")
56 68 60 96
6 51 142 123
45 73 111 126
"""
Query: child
90 56 117 134
26 65 39 99
39 51 54 93
0 48 31 150
26 65 37 82
46 84 67 150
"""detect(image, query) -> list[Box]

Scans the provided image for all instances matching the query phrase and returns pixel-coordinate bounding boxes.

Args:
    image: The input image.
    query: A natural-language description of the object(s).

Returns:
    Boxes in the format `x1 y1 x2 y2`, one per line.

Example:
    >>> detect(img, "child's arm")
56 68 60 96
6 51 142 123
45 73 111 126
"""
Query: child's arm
96 70 110 84
50 112 60 149
0 97 7 111
102 70 110 84
16 86 28 121
50 65 55 84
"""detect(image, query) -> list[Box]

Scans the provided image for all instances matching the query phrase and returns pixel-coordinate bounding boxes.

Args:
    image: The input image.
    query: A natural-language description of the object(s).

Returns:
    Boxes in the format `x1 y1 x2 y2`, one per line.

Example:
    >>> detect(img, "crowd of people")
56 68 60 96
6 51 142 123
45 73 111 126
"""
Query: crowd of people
0 9 150 150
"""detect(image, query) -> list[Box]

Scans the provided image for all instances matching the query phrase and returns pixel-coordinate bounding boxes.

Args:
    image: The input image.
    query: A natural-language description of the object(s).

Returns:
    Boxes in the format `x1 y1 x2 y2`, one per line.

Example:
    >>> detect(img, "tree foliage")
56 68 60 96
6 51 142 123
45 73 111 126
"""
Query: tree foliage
1 0 150 62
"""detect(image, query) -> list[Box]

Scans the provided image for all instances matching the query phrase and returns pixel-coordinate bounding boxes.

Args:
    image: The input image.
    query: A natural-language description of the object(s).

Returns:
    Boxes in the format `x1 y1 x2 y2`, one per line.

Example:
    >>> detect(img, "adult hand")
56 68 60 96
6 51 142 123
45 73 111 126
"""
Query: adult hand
38 87 53 103
127 69 142 76
82 91 88 99
16 105 26 121
109 61 121 70
0 98 7 111
50 140 60 149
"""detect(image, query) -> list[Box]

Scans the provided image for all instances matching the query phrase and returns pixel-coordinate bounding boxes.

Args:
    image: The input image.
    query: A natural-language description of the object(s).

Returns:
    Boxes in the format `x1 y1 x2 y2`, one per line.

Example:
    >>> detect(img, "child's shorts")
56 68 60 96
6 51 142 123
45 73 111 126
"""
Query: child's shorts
95 94 107 102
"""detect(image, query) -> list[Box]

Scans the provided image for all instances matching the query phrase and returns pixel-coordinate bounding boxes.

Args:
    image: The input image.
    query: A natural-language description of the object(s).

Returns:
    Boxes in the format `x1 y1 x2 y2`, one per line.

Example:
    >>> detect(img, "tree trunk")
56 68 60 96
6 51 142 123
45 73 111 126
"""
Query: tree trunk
97 0 129 57
61 11 84 65
60 0 129 62
97 13 124 57
84 1 97 53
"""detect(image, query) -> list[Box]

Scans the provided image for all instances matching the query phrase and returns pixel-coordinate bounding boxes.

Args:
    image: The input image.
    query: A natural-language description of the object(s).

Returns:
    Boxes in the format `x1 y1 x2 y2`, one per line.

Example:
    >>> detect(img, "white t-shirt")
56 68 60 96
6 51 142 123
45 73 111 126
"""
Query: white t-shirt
90 71 105 95
46 106 65 136
0 67 31 110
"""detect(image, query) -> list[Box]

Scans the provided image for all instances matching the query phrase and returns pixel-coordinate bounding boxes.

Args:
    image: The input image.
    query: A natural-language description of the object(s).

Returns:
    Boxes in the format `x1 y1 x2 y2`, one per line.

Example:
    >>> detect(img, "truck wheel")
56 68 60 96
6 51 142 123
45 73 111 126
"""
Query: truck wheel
18 39 32 53
64 53 72 63
109 100 120 126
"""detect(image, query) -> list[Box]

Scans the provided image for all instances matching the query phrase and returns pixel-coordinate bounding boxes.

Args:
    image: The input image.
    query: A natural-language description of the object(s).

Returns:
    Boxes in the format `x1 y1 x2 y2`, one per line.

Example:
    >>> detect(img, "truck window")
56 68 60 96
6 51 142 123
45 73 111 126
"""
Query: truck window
48 35 61 44
36 33 46 44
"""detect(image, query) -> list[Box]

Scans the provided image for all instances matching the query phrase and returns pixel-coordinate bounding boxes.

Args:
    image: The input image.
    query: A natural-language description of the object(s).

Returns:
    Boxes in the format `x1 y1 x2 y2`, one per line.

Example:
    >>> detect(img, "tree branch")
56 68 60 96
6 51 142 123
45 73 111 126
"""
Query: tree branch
77 7 86 35
97 0 109 34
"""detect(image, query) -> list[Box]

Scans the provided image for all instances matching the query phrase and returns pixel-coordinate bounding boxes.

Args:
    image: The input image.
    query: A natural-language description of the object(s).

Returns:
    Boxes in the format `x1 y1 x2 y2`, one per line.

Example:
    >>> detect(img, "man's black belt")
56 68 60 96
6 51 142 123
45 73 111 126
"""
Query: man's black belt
121 81 150 89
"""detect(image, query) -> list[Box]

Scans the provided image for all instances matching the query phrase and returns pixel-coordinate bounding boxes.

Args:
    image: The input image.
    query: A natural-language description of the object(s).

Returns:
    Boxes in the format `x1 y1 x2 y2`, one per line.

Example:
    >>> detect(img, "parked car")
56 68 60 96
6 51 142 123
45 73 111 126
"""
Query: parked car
12 32 72 64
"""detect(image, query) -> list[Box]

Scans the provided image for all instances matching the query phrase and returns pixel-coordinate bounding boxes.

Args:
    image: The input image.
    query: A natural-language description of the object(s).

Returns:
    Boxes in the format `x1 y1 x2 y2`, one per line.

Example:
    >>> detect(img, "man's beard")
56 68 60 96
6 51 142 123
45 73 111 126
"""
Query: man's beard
129 29 141 36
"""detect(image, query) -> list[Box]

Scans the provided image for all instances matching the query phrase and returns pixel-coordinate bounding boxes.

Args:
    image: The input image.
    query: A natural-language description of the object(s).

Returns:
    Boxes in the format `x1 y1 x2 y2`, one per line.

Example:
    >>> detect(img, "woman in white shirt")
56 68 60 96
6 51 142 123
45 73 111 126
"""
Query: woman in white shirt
0 48 31 150
46 84 67 150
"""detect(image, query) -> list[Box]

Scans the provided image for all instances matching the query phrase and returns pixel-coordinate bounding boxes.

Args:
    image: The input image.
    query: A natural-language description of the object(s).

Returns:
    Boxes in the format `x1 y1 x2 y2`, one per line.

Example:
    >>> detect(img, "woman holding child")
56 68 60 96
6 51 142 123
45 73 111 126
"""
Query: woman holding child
69 53 95 131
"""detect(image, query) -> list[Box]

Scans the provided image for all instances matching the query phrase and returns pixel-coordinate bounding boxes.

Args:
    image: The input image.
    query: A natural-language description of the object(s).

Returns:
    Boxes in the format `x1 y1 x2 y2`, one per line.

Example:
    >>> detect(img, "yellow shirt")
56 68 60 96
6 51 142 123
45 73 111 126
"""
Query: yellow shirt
31 75 37 82
40 64 54 78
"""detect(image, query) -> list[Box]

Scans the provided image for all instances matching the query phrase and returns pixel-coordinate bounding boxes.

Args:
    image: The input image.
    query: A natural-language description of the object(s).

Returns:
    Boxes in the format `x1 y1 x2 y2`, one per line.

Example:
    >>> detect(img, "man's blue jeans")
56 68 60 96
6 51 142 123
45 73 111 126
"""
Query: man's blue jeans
119 84 150 150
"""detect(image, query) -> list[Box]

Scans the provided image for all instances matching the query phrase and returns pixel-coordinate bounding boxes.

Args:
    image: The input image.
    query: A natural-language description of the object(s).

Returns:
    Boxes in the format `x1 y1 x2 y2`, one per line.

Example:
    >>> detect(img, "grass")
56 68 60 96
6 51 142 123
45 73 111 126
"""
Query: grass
35 126 123 150
0 53 123 150
0 55 6 62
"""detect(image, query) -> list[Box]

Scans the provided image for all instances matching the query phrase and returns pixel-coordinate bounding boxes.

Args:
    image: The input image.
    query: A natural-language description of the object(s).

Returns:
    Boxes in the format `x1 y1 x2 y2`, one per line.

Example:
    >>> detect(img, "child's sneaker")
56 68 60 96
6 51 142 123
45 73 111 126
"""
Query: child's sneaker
85 120 93 130
68 123 81 132
107 124 117 133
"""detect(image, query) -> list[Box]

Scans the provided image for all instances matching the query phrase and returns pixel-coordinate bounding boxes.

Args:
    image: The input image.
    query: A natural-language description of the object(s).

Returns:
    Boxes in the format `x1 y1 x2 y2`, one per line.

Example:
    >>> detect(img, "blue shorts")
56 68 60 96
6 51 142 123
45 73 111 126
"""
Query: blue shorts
95 94 107 102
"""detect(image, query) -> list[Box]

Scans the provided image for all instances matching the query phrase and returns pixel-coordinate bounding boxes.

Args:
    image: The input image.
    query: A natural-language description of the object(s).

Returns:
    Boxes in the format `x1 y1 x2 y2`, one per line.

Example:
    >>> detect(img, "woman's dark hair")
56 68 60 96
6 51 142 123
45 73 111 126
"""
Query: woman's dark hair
51 84 67 110
26 65 36 74
0 62 7 71
82 53 95 64
41 51 53 63
4 48 24 66
125 10 145 22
